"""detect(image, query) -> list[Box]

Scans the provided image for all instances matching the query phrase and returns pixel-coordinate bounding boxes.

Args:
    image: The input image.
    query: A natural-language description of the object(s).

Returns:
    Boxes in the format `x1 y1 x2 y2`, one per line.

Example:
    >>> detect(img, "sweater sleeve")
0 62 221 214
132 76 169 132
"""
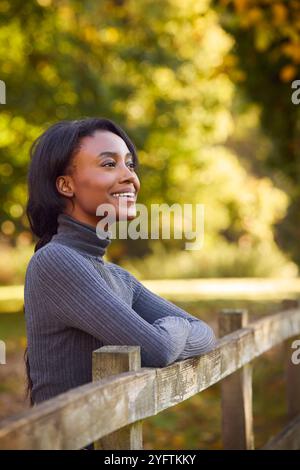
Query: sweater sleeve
127 271 217 359
28 245 192 368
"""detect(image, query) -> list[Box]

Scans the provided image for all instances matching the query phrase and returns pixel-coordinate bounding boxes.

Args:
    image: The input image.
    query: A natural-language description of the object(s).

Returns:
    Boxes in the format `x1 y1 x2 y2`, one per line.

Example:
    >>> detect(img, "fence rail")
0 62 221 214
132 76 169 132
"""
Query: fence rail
0 300 300 450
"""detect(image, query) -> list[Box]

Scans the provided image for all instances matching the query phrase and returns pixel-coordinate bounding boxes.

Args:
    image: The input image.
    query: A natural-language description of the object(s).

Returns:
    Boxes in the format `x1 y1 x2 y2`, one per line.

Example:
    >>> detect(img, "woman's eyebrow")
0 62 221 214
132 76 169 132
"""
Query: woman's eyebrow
97 151 133 159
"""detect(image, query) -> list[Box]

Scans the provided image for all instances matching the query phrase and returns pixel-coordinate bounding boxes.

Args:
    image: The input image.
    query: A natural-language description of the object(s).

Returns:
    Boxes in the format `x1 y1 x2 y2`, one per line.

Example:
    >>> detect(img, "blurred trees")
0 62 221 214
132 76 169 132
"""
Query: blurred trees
0 0 297 279
213 0 300 265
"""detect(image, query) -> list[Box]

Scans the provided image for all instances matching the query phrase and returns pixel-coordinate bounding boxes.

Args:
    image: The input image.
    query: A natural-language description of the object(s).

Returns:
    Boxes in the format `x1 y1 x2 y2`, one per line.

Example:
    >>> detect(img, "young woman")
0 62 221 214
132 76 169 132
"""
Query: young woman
23 117 216 450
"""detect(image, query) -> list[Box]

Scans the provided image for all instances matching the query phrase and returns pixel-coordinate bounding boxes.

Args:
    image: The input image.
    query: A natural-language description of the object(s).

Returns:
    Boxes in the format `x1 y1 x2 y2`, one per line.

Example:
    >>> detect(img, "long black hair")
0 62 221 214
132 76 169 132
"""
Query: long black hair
23 117 139 407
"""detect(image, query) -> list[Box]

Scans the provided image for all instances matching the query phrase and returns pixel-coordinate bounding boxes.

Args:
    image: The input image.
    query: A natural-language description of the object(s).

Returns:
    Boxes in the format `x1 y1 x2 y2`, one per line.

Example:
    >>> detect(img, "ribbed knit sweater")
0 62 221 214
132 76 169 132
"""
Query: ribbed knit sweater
24 213 216 405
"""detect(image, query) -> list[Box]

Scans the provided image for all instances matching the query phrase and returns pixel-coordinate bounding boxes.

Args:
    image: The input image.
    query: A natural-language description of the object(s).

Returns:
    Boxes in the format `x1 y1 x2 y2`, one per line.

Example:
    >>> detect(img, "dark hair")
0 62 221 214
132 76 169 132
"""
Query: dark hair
23 117 139 407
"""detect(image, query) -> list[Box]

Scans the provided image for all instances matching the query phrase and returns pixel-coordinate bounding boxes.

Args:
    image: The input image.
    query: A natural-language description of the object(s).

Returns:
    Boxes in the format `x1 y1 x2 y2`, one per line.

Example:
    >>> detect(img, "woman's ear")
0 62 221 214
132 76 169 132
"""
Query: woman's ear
56 176 74 198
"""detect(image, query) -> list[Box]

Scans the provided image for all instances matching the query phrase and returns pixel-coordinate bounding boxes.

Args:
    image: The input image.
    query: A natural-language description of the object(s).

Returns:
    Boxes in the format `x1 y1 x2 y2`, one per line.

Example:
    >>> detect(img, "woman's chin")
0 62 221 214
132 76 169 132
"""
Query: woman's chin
116 209 137 221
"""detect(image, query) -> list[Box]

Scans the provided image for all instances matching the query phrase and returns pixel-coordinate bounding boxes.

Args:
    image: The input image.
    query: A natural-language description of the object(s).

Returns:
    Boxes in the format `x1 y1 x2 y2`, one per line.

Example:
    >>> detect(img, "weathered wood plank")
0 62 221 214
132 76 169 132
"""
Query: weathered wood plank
0 307 299 449
219 310 254 450
263 414 300 450
0 369 156 450
92 345 143 450
282 300 300 420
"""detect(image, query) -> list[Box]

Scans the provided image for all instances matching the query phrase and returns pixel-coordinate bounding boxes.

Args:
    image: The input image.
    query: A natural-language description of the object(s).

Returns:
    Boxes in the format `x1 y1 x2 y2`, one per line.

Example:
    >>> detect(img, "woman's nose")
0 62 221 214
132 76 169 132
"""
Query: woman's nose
118 163 139 184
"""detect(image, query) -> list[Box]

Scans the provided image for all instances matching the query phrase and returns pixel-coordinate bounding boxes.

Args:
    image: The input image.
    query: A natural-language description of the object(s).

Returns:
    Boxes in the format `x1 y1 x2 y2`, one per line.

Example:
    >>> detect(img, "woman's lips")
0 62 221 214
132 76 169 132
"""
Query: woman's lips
110 194 136 202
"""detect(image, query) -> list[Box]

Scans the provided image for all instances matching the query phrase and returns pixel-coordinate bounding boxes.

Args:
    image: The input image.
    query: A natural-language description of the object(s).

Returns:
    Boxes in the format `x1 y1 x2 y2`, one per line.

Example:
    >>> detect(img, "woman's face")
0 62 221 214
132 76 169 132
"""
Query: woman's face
56 130 140 228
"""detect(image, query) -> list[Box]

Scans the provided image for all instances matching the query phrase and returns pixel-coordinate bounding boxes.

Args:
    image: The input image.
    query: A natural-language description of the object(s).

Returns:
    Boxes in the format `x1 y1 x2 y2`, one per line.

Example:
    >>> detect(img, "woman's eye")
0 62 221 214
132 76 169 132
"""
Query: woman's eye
102 161 136 169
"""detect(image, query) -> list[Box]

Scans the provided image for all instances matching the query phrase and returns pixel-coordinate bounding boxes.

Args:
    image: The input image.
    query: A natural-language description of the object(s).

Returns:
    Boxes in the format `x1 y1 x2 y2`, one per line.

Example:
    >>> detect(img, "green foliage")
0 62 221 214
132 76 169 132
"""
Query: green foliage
121 237 297 279
212 0 300 265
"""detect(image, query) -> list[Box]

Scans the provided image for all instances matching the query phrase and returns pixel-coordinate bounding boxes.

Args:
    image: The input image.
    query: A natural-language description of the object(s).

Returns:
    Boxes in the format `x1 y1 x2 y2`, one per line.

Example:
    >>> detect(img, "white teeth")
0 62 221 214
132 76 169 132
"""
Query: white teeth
112 192 135 198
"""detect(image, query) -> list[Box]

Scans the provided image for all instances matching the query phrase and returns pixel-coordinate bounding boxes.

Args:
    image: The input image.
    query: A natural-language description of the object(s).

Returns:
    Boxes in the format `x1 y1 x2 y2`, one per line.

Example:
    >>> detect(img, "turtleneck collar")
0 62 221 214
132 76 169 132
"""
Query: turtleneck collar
50 213 112 261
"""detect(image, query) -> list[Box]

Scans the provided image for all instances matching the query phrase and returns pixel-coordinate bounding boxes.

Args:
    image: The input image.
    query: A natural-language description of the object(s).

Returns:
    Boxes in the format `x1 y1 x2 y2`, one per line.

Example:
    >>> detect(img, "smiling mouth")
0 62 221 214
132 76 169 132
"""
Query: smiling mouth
110 193 136 202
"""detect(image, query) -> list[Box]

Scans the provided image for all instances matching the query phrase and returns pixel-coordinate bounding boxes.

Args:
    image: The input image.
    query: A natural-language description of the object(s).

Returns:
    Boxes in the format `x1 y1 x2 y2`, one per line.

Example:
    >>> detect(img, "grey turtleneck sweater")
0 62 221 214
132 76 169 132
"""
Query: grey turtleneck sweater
24 213 216 405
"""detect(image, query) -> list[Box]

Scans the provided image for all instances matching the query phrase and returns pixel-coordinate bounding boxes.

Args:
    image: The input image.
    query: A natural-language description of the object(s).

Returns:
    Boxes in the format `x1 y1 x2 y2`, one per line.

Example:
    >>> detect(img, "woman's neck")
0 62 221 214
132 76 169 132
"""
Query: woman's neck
50 212 112 260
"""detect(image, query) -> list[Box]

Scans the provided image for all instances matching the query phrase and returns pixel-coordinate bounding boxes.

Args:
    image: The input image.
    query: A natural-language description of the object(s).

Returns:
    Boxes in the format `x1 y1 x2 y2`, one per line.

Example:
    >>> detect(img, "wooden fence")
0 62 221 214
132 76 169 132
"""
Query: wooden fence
0 299 300 450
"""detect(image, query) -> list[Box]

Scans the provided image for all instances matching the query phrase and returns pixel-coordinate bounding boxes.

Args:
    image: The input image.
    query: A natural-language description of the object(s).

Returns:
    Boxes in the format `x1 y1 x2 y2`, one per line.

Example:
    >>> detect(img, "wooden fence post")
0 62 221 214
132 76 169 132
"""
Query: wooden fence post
282 299 300 420
218 309 254 450
92 345 143 450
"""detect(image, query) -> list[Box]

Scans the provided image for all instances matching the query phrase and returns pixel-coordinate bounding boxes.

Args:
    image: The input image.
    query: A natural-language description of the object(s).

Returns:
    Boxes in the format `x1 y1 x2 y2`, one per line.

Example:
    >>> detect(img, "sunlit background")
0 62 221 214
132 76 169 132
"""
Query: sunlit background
0 0 300 449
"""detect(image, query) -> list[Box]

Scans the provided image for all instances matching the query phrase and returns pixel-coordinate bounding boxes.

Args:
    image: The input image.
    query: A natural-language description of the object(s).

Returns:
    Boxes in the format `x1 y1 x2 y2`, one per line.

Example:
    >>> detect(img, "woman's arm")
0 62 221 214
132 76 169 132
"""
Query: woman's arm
175 318 216 360
26 244 192 368
127 269 217 359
